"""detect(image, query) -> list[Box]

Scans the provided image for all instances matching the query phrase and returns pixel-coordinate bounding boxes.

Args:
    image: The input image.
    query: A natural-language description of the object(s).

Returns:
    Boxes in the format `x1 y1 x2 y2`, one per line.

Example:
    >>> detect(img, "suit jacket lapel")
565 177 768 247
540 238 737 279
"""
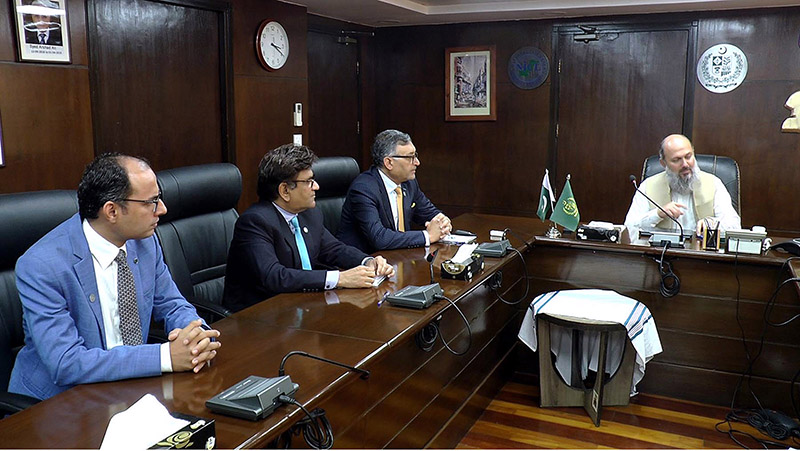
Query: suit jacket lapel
267 203 303 269
370 167 397 230
125 244 149 336
68 218 106 348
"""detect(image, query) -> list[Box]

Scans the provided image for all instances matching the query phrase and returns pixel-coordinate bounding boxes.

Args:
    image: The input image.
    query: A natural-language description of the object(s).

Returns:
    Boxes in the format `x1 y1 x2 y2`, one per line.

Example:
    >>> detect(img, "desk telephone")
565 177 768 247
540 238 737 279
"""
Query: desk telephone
768 238 800 256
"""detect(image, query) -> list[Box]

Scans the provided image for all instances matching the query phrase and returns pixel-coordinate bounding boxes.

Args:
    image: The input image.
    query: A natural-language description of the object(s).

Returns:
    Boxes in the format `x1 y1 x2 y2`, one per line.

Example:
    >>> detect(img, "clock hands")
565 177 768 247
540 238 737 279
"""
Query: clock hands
271 42 284 56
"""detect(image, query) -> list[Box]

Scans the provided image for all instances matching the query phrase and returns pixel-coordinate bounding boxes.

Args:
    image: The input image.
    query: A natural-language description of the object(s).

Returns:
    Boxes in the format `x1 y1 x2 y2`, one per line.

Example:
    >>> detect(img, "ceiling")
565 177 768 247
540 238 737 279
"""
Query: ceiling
282 0 800 27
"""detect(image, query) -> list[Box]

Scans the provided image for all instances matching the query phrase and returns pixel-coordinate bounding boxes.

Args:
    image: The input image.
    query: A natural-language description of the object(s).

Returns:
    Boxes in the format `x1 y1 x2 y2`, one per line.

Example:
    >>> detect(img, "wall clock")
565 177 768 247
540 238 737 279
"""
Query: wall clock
256 20 289 71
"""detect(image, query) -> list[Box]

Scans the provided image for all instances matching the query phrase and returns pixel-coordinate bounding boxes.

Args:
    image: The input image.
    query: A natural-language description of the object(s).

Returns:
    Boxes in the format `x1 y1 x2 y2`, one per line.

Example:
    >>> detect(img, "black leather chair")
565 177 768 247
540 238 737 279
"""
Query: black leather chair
0 190 78 414
641 154 741 215
155 163 241 322
311 156 361 235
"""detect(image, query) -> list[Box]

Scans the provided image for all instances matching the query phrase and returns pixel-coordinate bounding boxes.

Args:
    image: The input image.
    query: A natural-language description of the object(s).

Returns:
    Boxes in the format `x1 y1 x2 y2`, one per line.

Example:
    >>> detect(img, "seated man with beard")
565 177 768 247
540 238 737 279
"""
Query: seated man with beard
624 134 741 238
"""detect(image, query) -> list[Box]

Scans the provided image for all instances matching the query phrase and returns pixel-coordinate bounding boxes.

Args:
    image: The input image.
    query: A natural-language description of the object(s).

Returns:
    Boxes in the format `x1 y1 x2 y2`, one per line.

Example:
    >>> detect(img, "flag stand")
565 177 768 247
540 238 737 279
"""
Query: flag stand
545 223 561 238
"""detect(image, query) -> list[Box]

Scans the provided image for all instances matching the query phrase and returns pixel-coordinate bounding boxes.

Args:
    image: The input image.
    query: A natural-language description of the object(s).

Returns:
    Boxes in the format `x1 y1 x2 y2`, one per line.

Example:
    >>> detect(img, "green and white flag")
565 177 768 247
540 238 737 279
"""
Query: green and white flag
550 175 580 231
537 169 556 221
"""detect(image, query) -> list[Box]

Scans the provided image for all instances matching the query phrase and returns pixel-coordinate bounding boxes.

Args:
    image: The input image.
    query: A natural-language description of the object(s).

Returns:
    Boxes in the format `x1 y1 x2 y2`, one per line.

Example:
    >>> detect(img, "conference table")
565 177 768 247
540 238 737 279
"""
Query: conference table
1 213 798 448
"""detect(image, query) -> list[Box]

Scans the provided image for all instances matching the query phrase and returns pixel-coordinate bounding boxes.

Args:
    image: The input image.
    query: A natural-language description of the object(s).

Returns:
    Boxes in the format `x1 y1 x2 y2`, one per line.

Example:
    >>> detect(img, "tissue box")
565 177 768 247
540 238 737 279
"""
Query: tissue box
150 414 216 449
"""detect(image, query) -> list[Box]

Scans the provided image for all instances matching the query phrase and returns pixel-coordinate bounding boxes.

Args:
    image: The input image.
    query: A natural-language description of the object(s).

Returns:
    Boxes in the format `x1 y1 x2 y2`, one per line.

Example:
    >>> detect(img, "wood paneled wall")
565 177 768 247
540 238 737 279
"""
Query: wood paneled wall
371 7 800 234
0 0 93 193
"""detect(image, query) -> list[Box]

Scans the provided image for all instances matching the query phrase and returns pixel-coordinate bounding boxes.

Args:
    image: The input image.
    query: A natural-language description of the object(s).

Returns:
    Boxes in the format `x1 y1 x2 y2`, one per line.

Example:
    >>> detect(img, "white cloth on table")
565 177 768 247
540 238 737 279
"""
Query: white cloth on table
518 289 662 395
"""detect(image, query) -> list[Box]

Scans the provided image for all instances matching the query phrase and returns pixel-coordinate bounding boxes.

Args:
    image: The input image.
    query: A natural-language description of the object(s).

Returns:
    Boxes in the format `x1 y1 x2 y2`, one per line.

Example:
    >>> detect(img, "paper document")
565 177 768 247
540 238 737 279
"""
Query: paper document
451 243 479 265
441 234 476 245
101 394 189 449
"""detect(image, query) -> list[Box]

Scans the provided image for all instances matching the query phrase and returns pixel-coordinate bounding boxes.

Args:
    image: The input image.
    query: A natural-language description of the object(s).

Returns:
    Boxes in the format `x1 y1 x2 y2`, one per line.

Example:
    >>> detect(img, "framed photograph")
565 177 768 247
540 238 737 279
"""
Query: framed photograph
12 0 71 63
445 45 496 121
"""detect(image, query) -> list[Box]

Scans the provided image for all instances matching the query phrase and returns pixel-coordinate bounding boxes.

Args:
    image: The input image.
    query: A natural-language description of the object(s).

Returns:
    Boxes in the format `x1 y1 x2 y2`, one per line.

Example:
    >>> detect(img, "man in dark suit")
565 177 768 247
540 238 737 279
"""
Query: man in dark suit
10 154 220 401
23 0 64 45
337 129 451 253
223 144 394 313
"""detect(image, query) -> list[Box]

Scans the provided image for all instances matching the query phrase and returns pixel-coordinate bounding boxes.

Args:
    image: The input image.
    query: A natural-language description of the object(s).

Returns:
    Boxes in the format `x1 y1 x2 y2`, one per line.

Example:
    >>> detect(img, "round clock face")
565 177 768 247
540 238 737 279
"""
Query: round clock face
257 20 289 70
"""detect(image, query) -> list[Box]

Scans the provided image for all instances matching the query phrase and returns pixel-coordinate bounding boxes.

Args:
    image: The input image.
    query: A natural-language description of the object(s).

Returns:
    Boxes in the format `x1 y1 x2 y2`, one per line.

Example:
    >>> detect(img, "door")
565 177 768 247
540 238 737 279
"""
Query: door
553 22 696 223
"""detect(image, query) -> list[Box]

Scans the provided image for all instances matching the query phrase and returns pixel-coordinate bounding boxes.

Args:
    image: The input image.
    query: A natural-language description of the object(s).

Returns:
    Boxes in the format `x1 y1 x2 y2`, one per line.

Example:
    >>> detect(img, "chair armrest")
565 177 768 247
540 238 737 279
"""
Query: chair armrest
0 391 40 416
191 300 232 323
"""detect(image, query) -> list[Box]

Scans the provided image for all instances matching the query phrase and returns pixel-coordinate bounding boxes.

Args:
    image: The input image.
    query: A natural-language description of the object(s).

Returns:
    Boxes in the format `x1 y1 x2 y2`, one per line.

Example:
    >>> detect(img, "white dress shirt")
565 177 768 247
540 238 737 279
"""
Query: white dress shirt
377 169 430 246
624 171 741 239
83 220 172 372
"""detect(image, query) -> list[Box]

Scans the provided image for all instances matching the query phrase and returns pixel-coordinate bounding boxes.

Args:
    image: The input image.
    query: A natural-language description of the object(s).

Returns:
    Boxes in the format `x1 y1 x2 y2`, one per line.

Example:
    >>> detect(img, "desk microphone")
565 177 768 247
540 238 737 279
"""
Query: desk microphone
628 175 685 246
426 249 439 284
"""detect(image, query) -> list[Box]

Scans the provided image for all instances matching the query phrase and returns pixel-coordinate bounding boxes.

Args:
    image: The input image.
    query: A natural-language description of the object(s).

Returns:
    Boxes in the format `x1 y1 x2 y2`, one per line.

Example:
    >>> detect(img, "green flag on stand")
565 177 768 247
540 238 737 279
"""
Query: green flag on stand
550 176 580 231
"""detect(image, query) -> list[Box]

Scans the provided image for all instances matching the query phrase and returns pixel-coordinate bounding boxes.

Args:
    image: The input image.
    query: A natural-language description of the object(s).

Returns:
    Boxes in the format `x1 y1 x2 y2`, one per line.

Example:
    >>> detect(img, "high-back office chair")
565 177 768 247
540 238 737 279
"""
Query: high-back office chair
311 156 361 235
0 190 78 414
641 154 741 215
156 163 241 322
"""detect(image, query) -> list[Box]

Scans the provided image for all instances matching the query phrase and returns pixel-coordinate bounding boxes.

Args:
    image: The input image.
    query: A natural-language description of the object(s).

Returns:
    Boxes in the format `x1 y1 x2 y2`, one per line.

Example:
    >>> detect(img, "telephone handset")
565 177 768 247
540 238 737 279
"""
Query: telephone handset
768 238 800 256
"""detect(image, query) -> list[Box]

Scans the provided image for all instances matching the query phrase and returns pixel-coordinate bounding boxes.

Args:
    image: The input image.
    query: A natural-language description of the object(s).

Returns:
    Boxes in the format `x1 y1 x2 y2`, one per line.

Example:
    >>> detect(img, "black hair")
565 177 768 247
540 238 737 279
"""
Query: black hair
257 144 318 202
77 153 149 220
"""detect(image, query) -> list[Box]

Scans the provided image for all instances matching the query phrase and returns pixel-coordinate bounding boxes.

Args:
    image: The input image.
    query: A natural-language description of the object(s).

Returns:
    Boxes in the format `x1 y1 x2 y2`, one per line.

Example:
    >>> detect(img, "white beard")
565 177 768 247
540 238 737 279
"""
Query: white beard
666 164 700 195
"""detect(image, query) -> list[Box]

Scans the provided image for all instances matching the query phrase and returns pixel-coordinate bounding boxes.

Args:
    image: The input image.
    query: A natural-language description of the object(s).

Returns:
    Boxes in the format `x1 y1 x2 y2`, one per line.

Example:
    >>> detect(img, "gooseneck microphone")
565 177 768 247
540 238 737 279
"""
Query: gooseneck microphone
426 249 439 284
278 351 370 379
628 175 685 245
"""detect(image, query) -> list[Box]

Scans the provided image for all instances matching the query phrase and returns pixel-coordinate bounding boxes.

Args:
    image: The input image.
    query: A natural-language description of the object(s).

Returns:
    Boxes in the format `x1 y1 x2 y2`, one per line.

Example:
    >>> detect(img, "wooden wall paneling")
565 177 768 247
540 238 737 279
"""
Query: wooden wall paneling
554 23 691 224
88 0 226 171
373 21 552 219
232 0 308 211
692 8 800 234
0 65 93 193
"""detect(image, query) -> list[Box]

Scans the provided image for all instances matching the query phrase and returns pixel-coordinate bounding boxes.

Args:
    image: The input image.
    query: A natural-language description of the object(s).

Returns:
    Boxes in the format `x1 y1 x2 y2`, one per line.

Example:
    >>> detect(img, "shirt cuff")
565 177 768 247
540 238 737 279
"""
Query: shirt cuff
423 231 431 246
326 270 339 290
160 342 173 373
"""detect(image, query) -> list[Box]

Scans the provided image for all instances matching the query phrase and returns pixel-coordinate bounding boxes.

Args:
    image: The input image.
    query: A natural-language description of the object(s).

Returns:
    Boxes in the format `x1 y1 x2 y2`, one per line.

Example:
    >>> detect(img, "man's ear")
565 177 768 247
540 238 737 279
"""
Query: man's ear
279 182 292 202
383 157 394 171
100 201 119 223
659 159 666 169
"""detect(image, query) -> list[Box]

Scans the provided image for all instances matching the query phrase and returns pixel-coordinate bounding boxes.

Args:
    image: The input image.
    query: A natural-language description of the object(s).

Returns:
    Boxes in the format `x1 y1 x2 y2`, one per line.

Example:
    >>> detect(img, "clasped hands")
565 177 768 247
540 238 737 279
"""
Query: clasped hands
338 255 394 288
168 319 221 373
426 213 452 243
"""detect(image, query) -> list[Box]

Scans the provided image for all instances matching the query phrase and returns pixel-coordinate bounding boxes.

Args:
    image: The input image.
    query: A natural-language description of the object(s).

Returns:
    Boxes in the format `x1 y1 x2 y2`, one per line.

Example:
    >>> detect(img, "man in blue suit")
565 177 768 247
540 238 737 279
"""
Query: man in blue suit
223 144 394 313
10 154 221 401
338 129 451 253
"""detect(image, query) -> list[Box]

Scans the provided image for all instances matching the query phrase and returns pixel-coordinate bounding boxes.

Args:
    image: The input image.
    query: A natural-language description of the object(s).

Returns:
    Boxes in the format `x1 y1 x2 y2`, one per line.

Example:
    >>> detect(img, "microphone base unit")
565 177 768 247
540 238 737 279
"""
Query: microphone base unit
206 375 299 421
648 231 685 248
474 239 511 257
385 283 443 309
576 224 622 243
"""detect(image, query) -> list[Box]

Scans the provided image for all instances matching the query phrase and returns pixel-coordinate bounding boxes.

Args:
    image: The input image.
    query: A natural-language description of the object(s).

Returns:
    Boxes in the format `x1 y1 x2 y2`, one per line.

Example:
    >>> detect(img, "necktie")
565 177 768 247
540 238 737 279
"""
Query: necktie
38 32 46 44
115 249 143 346
291 216 312 270
395 186 405 232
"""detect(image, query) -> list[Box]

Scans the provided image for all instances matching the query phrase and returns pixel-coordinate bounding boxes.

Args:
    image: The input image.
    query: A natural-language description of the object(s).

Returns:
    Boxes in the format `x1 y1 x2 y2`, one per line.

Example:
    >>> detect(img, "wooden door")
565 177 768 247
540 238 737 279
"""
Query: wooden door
553 22 696 224
308 30 360 161
87 0 233 170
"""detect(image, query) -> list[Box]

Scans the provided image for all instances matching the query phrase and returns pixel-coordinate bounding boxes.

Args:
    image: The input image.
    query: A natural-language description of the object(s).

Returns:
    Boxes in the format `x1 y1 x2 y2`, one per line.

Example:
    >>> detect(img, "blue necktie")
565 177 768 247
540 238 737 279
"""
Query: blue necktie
290 216 312 270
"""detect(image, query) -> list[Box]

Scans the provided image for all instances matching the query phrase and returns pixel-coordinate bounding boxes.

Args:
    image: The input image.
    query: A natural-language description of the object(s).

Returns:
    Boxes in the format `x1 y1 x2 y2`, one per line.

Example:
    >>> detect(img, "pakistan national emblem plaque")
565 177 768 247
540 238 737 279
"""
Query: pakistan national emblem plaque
697 44 748 94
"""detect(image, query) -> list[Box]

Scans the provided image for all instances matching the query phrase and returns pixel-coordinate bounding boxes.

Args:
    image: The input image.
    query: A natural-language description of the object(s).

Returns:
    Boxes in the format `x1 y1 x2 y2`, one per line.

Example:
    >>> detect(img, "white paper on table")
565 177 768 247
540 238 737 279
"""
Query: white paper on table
100 393 189 449
440 234 476 245
451 243 479 264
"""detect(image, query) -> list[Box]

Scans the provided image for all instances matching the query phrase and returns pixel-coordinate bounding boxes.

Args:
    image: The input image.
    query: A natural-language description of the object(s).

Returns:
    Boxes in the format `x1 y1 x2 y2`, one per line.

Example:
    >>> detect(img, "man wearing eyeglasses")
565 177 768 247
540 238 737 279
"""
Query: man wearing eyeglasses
223 144 394 313
337 129 451 253
10 153 221 401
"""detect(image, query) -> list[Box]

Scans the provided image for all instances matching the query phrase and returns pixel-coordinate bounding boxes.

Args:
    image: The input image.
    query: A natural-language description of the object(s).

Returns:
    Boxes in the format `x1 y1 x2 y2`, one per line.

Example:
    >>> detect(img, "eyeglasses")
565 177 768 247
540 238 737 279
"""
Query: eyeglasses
289 178 317 188
120 192 162 213
390 153 419 161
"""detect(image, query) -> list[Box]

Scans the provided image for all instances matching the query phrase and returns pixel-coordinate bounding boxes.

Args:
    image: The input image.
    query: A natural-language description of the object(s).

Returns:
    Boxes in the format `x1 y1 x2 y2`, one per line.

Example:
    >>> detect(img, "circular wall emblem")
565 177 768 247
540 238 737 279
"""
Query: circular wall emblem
508 47 549 90
696 44 748 93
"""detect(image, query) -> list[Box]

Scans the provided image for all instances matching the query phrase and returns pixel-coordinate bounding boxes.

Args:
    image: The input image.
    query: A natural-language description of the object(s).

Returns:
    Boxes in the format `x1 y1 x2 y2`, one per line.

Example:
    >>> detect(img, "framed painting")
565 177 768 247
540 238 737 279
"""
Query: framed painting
445 45 496 121
12 0 71 63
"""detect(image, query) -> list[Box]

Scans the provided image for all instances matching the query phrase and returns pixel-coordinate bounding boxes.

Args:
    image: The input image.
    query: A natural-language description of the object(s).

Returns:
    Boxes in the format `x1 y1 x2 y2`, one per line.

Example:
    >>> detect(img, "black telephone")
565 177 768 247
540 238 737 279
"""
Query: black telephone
768 238 800 257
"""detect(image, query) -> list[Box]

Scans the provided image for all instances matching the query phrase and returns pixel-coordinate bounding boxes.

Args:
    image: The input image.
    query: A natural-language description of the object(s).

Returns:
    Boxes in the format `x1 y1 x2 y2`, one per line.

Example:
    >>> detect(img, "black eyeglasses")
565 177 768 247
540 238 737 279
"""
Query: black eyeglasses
288 178 317 188
390 153 419 161
120 192 162 213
